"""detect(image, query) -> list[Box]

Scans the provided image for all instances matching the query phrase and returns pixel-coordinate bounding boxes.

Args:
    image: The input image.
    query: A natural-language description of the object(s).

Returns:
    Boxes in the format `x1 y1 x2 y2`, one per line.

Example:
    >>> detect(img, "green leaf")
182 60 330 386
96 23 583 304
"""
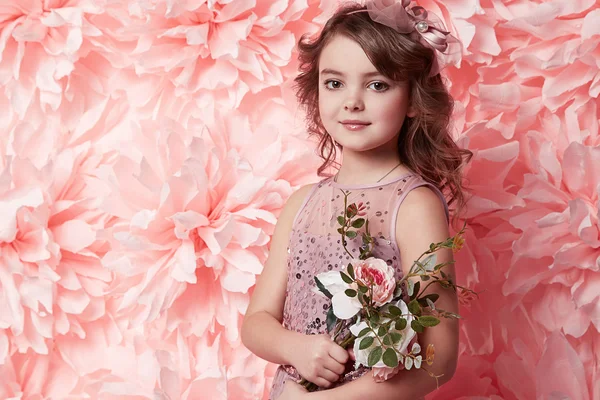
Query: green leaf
358 285 369 294
340 271 353 284
383 335 392 346
389 306 402 316
369 313 380 324
358 328 370 338
395 318 407 330
368 346 383 367
408 300 422 316
347 263 355 279
345 289 357 297
418 295 439 309
345 231 357 239
377 326 386 336
422 253 437 272
407 280 414 297
419 293 439 304
337 227 344 234
436 308 462 319
352 218 365 229
425 298 436 310
411 320 424 333
393 285 403 298
418 316 441 327
359 336 374 350
383 348 399 368
326 307 337 333
314 277 333 299
390 332 402 344
411 281 421 300
337 216 345 226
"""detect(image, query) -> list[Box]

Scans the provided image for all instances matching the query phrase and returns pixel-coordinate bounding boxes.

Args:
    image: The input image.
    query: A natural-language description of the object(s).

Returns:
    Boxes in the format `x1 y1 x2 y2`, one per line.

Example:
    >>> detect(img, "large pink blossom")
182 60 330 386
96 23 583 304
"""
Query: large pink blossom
100 105 318 339
0 334 159 399
502 140 599 331
151 331 272 400
0 1 112 117
103 0 335 108
99 105 318 394
0 147 116 354
0 143 159 396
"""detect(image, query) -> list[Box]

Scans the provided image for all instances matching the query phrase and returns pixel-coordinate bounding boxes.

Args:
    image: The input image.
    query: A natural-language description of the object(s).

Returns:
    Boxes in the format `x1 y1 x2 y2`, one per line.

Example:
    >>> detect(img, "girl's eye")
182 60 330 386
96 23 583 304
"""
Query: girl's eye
323 80 389 91
369 81 389 91
324 80 342 90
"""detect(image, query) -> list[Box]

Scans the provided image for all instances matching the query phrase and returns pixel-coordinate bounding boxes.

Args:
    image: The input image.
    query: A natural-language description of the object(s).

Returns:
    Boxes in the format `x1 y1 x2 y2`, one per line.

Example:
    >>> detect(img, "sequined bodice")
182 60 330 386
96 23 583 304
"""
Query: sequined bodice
268 173 448 399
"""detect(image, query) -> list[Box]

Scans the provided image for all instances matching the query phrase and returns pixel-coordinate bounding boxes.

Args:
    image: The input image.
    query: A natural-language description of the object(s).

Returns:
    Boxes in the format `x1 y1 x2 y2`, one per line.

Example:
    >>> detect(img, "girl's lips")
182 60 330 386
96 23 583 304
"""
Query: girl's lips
341 122 370 131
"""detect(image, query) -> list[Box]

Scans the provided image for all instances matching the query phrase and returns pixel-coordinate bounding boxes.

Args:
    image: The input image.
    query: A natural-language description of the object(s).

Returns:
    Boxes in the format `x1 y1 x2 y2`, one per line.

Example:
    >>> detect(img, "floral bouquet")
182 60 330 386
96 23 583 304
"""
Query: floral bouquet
299 190 476 391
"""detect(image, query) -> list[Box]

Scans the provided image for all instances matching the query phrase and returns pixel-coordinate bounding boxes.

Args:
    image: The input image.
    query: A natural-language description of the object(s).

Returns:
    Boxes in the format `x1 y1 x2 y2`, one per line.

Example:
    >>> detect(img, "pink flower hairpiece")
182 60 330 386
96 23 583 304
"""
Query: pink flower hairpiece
347 0 462 76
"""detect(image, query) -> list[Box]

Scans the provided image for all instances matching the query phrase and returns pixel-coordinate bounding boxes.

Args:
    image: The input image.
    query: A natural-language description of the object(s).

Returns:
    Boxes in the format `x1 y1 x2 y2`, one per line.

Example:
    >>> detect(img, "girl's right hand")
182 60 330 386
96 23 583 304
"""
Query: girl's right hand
289 334 349 388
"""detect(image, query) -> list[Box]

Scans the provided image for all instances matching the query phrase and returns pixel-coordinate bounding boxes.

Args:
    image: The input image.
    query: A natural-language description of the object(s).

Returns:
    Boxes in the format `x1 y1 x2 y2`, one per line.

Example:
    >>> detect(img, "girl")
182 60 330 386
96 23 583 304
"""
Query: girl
241 1 472 399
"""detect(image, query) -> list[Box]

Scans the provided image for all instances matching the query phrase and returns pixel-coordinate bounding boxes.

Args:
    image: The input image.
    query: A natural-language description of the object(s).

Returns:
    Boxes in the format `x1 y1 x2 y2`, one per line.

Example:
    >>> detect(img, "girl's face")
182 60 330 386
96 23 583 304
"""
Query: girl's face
318 35 414 153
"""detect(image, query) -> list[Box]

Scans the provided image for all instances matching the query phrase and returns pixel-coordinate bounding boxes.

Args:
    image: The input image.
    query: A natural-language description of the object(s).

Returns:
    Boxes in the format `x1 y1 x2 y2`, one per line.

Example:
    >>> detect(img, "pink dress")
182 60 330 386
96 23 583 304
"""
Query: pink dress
268 173 449 399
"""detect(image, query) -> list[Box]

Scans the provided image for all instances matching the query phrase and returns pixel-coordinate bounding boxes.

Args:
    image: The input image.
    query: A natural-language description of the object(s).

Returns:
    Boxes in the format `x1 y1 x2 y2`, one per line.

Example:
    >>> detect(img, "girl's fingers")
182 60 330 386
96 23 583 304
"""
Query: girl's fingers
313 377 333 388
318 367 340 383
324 358 345 375
348 348 356 361
328 344 349 364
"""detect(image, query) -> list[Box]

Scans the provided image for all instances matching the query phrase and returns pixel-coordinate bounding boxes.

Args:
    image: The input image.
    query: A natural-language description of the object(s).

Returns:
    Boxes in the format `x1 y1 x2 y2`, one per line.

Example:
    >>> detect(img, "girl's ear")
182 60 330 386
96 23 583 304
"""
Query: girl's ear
407 104 417 118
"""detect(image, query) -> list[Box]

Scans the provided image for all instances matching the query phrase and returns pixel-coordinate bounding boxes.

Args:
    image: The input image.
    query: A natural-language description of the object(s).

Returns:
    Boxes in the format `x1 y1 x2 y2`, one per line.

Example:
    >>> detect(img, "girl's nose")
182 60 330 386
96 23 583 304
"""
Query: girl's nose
344 97 365 111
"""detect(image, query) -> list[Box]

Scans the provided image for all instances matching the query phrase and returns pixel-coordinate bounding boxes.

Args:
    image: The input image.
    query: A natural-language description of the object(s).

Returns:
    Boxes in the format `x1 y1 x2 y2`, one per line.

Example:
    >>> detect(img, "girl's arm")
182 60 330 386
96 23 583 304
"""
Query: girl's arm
307 187 460 400
241 184 314 365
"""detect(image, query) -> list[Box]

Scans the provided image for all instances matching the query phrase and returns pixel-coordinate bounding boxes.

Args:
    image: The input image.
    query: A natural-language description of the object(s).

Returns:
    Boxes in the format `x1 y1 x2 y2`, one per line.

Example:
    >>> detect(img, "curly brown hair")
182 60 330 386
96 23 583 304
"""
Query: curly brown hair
293 2 472 219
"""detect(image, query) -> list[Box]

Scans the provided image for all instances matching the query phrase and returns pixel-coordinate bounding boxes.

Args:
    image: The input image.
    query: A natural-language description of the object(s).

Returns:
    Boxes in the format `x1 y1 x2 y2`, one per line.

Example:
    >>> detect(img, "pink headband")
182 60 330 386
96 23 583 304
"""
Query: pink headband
347 0 462 76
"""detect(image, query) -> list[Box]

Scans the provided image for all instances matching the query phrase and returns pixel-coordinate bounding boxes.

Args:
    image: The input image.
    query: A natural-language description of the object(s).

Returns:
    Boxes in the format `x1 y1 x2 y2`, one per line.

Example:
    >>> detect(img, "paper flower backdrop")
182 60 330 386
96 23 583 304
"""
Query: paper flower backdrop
0 0 598 399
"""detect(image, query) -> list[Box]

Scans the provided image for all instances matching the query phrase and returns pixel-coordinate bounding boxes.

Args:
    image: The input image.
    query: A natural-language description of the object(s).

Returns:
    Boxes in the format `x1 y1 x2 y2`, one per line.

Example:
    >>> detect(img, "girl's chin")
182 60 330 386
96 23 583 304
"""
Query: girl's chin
334 141 390 153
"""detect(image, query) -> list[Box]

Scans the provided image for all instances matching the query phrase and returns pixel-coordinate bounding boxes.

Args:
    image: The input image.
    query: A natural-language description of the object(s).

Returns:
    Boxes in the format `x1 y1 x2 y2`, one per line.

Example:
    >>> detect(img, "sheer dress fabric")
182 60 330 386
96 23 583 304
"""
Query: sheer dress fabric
269 173 449 399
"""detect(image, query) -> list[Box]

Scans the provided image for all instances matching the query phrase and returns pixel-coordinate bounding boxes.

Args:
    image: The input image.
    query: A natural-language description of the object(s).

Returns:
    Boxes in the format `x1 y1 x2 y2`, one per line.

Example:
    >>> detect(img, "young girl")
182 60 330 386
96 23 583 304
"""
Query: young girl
241 1 472 399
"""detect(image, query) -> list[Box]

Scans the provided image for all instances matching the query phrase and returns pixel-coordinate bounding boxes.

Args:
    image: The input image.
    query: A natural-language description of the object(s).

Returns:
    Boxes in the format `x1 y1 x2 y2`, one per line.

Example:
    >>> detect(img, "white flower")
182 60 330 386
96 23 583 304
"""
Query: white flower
313 270 362 319
349 300 417 370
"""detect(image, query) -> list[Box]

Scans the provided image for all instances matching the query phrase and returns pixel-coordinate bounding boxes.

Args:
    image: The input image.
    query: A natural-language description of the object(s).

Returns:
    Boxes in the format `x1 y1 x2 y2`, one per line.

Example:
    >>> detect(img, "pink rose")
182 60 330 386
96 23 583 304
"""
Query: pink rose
373 365 403 382
352 257 396 306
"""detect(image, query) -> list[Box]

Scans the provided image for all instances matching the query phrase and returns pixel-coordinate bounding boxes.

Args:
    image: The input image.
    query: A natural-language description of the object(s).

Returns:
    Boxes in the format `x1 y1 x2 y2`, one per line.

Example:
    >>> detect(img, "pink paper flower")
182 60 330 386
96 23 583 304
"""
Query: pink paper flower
0 0 113 118
0 147 116 356
104 0 333 108
100 106 317 346
0 145 159 397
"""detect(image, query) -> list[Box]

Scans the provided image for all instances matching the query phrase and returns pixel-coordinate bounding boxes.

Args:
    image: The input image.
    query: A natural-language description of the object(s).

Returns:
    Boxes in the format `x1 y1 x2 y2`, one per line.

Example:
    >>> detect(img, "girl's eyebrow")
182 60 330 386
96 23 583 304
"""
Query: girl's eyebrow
320 68 382 78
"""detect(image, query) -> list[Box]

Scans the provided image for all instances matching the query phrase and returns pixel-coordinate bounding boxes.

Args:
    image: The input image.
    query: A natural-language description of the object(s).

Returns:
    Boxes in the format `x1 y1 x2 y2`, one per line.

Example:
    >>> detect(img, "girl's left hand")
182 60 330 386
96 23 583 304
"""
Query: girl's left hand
275 380 309 400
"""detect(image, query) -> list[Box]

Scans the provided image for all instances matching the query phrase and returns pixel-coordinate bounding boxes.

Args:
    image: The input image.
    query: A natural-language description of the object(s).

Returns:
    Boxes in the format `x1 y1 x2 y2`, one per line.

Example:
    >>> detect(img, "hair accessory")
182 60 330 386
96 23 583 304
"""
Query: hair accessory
347 0 462 76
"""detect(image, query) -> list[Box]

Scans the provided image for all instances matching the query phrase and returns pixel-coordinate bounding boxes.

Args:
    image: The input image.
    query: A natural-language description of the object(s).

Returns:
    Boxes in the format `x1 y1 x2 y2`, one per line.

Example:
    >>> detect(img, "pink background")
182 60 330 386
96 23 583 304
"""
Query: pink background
0 0 598 399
